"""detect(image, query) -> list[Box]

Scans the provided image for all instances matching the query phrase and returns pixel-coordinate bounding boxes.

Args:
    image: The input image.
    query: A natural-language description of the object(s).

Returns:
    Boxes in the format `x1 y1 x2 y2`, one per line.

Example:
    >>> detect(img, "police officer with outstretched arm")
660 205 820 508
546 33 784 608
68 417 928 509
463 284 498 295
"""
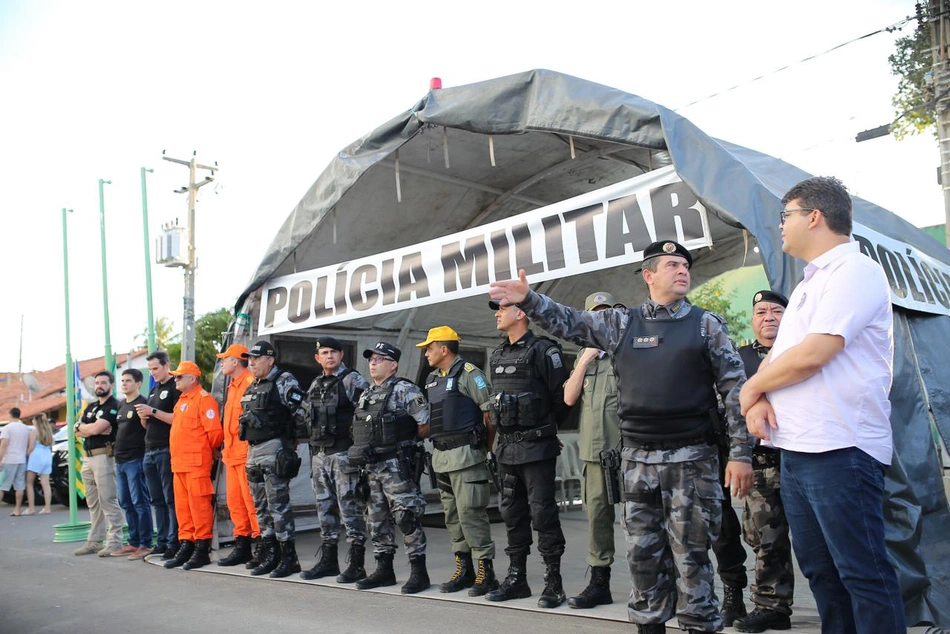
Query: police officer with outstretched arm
484 300 570 609
489 240 753 634
241 340 307 579
416 326 499 596
300 336 370 583
349 341 431 595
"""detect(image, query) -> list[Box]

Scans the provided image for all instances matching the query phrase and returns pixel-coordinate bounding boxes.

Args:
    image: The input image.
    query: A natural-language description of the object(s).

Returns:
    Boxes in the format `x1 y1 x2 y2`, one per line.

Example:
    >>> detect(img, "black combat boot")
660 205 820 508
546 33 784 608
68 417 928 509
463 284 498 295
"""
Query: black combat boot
162 540 181 560
537 558 566 608
249 537 280 576
245 537 263 569
636 625 666 634
567 565 613 609
401 555 430 594
468 558 499 596
269 539 301 578
183 538 212 570
300 543 339 580
163 540 195 569
439 552 475 593
336 543 367 584
355 552 396 589
734 607 792 633
217 536 253 567
485 553 531 602
721 584 747 627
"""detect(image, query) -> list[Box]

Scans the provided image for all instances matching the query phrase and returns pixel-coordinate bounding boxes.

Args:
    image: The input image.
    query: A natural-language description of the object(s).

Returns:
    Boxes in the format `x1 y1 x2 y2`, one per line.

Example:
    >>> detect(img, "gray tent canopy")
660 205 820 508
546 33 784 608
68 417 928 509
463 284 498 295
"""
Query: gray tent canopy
235 69 949 624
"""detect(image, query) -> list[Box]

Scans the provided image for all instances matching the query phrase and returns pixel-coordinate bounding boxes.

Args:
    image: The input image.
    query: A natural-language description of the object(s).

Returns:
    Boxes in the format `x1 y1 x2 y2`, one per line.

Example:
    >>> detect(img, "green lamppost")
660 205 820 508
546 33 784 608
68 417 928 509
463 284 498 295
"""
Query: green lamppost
140 168 156 354
98 179 115 381
54 208 91 543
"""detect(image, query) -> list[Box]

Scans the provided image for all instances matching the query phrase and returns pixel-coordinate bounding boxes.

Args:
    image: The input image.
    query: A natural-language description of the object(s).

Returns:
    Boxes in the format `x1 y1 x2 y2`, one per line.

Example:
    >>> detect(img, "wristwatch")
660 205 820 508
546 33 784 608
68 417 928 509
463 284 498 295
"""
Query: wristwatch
151 408 157 415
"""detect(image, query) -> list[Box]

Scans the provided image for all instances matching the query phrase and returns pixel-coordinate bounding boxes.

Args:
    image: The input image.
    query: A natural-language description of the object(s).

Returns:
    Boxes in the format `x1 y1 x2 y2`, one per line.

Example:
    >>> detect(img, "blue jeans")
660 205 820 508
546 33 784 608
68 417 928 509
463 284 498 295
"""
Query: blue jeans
116 458 153 548
781 447 906 634
143 448 177 548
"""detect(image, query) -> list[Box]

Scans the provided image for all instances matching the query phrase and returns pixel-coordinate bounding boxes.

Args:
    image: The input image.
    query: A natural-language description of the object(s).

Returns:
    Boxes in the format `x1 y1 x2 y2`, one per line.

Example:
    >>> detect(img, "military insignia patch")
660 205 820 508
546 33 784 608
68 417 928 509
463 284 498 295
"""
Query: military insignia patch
180 403 187 411
463 362 475 372
206 409 215 419
127 411 134 419
474 375 487 389
754 292 763 304
446 378 454 391
662 242 676 253
160 390 168 399
547 348 563 369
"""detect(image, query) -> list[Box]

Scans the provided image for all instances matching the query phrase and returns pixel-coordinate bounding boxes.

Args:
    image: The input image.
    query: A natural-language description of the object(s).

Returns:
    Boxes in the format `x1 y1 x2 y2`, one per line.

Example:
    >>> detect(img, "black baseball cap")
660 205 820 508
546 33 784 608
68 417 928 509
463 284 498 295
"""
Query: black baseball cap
247 340 276 358
362 341 401 362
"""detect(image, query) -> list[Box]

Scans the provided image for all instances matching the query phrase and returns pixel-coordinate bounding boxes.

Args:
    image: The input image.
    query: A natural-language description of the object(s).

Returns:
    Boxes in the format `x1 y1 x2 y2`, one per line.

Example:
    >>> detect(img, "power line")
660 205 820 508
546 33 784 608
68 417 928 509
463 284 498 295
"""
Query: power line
674 14 916 112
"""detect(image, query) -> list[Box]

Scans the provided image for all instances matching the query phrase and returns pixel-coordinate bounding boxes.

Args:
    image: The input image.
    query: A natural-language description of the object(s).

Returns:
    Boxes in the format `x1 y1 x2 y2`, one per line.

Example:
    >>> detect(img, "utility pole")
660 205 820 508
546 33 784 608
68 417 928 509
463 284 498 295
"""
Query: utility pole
931 0 950 245
162 152 216 362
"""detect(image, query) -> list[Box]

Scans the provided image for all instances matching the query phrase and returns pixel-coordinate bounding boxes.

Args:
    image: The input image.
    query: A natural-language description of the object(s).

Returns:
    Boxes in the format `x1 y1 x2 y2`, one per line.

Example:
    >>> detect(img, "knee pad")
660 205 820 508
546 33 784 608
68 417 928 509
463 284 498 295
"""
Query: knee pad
394 509 419 535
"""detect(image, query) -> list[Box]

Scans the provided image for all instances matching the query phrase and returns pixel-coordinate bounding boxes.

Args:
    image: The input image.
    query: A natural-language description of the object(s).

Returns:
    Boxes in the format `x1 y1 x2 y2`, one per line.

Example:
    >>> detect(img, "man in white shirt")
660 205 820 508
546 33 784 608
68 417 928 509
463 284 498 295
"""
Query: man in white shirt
739 176 905 633
1 407 33 516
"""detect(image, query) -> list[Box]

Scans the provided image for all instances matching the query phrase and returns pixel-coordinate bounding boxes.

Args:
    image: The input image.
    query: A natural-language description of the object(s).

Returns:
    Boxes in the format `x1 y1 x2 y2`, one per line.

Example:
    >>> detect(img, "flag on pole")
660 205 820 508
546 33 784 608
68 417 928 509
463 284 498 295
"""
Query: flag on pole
72 361 86 499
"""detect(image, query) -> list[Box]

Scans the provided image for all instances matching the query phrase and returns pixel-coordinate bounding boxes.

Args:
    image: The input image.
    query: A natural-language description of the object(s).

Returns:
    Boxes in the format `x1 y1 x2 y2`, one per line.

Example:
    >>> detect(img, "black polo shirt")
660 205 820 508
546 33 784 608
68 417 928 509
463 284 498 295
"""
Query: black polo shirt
80 396 119 451
144 378 180 451
115 395 147 463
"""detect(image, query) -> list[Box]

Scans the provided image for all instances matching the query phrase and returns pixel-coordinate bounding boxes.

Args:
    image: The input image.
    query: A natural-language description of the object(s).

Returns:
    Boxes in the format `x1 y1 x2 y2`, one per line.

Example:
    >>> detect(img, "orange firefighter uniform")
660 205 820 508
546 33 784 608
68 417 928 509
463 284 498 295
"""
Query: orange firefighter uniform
216 345 260 539
170 362 224 542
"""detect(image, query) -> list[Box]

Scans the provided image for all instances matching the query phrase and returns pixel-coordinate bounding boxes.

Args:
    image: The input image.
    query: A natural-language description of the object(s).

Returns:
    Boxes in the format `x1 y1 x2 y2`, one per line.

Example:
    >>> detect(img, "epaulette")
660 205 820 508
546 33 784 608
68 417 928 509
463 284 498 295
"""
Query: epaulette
463 362 475 373
200 389 210 396
707 311 727 326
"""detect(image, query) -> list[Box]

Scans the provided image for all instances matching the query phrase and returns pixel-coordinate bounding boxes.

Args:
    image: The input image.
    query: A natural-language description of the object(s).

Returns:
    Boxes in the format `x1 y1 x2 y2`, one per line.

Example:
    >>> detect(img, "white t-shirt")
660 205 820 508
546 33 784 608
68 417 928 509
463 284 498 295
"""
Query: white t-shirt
1 420 32 464
767 241 895 465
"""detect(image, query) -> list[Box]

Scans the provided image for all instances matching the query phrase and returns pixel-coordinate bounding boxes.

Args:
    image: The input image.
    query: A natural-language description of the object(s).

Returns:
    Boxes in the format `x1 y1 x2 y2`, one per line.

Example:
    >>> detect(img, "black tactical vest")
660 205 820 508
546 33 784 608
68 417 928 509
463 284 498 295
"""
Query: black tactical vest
615 307 717 441
307 369 357 448
350 378 418 457
488 334 556 431
425 361 481 439
738 343 765 378
240 372 292 443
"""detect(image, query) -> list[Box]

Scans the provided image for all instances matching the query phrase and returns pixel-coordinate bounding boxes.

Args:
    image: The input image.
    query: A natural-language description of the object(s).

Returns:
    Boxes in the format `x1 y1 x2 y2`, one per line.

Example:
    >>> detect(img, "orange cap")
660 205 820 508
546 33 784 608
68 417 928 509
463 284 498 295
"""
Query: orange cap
169 360 202 377
216 344 249 360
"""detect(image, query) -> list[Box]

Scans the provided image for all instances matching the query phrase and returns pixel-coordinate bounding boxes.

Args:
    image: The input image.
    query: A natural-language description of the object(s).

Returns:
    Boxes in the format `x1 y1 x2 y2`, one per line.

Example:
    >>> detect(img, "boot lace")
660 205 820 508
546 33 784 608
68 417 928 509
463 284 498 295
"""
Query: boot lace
449 555 464 581
473 560 486 585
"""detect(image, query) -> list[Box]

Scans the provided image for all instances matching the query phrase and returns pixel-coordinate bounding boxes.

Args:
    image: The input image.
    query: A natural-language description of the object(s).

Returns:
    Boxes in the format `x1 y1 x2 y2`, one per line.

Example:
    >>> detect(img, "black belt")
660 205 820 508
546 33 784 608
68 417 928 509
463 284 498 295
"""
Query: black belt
432 429 480 452
497 425 554 444
621 435 712 451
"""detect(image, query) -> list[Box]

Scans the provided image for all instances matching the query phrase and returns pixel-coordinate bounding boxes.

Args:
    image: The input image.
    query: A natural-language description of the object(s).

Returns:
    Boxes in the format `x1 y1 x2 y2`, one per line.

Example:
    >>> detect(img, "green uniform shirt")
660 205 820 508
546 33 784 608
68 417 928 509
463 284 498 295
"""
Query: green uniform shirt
573 351 621 462
430 355 493 474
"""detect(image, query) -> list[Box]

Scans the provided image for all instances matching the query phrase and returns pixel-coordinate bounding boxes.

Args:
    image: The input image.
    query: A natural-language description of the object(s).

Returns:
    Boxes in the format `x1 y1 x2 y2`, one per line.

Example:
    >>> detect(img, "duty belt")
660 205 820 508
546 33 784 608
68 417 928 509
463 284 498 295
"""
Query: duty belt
432 429 481 452
85 444 114 457
621 435 712 451
497 424 554 444
752 448 781 469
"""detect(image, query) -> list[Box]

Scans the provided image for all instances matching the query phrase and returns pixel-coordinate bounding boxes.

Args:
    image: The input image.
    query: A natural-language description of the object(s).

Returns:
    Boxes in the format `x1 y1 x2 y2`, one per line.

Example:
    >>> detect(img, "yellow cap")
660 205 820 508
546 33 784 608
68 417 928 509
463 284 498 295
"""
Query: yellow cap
416 325 461 348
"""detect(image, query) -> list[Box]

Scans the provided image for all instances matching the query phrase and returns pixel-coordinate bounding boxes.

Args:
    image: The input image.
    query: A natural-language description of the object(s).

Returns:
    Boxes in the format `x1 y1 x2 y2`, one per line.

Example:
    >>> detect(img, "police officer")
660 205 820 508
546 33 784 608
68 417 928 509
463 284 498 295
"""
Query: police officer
348 341 430 595
241 340 307 579
485 301 570 609
733 291 794 634
300 336 370 583
489 240 754 634
563 292 622 610
416 326 499 596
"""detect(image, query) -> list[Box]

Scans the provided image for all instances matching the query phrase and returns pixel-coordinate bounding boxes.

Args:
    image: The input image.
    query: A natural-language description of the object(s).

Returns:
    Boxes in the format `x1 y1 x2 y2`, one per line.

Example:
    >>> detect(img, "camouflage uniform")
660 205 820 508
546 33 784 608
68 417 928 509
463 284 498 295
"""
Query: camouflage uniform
572 351 621 567
308 363 370 547
358 376 429 557
519 290 752 632
738 342 794 615
245 367 307 542
427 356 495 561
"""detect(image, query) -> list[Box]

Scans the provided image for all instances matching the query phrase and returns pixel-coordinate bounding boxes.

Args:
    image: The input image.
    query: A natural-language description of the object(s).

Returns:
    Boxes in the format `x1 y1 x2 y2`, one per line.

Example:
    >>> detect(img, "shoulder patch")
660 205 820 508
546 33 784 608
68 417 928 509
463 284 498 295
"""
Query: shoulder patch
200 389 210 396
474 375 487 389
463 362 475 373
707 311 726 326
206 409 215 419
546 347 564 369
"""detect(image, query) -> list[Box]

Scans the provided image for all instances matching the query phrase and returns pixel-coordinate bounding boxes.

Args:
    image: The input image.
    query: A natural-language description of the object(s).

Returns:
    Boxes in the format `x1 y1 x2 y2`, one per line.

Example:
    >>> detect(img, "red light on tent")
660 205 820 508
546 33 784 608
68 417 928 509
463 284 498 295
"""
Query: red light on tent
430 77 442 90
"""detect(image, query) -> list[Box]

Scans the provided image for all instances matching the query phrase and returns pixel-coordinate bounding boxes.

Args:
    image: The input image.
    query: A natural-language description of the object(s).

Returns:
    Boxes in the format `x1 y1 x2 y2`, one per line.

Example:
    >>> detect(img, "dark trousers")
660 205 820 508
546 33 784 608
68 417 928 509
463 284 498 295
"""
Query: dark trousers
711 482 748 589
781 448 905 634
498 458 565 560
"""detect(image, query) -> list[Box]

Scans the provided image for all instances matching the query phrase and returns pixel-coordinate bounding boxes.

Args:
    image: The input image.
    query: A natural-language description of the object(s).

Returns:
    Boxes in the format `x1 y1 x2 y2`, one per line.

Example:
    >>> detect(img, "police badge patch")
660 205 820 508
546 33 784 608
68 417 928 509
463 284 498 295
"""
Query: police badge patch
546 348 563 369
206 409 215 419
160 390 168 399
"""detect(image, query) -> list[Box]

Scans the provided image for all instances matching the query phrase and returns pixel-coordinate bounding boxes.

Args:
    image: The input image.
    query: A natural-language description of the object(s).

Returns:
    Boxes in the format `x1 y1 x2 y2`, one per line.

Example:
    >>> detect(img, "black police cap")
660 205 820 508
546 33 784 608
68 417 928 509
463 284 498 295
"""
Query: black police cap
362 341 401 362
247 340 276 358
752 290 789 309
641 240 693 268
316 336 344 352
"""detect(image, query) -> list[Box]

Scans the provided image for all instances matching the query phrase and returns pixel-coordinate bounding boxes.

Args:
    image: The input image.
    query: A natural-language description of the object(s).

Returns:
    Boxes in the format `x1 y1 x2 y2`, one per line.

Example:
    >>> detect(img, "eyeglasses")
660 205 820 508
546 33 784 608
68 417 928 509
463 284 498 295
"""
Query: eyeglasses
779 207 817 223
368 355 395 364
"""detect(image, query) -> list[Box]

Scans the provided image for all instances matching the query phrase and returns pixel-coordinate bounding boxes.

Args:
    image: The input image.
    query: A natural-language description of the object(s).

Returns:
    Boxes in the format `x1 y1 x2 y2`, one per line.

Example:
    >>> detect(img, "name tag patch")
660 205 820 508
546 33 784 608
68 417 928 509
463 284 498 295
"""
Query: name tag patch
632 335 660 349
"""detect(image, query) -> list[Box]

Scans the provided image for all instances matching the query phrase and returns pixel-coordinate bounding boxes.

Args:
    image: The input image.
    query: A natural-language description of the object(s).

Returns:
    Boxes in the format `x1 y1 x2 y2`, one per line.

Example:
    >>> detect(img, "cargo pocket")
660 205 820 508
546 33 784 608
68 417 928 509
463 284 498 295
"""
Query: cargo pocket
687 470 723 548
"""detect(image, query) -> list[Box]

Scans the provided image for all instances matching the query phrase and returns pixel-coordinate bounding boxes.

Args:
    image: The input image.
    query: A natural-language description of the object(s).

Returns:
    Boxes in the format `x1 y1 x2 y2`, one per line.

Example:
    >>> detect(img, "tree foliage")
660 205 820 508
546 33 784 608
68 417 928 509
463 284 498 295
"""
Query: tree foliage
166 308 233 389
136 316 177 351
889 10 935 139
689 280 748 345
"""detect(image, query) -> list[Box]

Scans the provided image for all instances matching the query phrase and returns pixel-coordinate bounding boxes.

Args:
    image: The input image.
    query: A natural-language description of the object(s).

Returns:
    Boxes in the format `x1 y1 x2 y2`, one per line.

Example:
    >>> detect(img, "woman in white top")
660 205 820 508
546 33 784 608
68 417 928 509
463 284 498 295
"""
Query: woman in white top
25 416 54 515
